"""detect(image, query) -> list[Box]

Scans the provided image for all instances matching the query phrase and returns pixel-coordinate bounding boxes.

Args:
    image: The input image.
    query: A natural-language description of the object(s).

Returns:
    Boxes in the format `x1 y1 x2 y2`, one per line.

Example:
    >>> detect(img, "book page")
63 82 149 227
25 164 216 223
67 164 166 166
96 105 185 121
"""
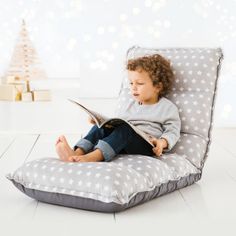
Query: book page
68 99 109 126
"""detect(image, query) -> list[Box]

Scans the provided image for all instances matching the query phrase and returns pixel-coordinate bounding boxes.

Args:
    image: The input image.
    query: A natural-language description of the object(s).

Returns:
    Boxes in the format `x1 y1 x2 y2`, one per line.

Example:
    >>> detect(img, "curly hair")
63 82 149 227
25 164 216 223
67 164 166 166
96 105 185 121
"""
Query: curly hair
126 54 174 98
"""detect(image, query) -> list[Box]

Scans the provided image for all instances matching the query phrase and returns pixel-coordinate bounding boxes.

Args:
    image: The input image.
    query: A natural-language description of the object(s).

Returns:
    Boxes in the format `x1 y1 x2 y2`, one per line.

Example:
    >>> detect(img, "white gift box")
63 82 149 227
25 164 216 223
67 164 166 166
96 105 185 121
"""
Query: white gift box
32 90 51 101
21 92 33 102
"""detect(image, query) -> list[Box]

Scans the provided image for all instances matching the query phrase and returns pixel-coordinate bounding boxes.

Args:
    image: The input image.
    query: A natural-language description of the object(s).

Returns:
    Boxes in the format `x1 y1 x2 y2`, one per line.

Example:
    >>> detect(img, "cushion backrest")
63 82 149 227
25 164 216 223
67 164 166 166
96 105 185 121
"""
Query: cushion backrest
118 46 223 170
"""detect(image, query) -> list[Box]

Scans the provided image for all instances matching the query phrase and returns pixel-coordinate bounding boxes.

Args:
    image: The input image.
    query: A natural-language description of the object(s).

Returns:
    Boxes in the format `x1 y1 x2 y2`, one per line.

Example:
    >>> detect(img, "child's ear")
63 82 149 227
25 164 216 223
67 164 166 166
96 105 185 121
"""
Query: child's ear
156 82 163 92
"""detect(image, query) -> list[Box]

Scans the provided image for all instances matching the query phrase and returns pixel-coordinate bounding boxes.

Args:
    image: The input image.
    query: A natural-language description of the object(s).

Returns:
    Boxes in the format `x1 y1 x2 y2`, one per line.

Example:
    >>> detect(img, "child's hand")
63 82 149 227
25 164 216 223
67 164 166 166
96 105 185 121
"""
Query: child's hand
150 137 168 157
88 117 96 125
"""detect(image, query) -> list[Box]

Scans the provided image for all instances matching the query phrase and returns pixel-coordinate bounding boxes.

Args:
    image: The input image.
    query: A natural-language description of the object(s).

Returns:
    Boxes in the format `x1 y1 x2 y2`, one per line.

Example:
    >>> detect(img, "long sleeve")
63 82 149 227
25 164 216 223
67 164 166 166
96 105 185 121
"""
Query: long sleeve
160 106 181 152
114 94 181 152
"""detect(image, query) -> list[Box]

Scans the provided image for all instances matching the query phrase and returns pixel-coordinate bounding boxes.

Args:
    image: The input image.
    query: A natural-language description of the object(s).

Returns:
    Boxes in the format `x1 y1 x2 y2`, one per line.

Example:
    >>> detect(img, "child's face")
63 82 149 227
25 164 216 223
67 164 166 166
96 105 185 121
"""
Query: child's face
128 70 161 105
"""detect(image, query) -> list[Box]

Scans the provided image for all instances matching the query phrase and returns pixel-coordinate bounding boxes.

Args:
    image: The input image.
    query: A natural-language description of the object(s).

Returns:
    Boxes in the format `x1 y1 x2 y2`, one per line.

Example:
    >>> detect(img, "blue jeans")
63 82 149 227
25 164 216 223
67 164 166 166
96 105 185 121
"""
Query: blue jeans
73 123 154 162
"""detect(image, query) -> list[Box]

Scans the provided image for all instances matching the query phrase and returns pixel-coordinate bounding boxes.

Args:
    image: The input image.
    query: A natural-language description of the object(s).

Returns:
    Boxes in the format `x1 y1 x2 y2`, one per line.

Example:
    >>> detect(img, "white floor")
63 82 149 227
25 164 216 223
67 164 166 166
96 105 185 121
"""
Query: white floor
0 128 236 236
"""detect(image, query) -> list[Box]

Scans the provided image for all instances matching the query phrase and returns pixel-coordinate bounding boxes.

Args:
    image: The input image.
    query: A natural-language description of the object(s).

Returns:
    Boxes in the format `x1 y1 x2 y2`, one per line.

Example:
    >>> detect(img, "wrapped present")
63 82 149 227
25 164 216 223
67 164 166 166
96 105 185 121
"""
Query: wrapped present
0 84 26 101
21 92 33 102
32 90 51 101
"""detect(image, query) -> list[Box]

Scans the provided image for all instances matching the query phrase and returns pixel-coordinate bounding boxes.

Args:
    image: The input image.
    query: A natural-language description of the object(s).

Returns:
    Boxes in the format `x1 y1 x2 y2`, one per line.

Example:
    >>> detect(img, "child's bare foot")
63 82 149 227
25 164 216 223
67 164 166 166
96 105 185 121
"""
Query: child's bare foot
55 135 66 145
56 142 75 162
56 135 69 145
74 147 85 156
69 149 104 162
55 135 75 161
68 155 88 162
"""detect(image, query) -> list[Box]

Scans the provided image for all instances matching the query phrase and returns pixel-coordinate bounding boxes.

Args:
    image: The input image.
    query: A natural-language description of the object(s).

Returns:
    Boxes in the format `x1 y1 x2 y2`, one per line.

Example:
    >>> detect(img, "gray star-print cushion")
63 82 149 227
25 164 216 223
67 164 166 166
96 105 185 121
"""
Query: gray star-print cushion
6 154 199 208
118 46 224 169
6 46 223 212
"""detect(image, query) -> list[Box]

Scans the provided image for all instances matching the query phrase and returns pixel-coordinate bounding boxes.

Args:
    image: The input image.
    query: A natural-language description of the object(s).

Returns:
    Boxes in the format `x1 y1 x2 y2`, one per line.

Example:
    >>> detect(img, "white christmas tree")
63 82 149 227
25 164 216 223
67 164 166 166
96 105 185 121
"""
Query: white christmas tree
5 19 47 92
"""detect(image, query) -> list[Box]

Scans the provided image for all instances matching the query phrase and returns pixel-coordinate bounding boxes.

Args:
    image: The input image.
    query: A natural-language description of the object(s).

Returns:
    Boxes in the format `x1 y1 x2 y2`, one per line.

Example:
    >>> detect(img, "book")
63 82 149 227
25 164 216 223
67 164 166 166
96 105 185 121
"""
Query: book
68 98 154 147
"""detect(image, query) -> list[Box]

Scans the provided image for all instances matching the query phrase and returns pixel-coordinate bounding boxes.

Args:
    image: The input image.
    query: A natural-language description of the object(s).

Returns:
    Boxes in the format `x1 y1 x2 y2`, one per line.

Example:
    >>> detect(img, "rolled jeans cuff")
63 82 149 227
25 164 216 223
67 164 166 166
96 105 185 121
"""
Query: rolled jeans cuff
73 138 94 153
94 140 116 162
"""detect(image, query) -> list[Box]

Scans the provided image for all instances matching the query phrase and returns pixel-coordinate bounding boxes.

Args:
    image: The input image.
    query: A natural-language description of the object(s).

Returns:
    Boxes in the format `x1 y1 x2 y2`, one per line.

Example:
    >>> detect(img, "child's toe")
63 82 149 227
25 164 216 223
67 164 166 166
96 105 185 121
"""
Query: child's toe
60 135 69 145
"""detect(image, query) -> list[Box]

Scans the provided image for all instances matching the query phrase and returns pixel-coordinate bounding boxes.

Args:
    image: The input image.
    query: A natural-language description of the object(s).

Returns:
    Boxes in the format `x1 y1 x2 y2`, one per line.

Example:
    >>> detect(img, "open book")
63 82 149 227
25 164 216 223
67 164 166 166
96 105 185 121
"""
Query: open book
68 99 154 147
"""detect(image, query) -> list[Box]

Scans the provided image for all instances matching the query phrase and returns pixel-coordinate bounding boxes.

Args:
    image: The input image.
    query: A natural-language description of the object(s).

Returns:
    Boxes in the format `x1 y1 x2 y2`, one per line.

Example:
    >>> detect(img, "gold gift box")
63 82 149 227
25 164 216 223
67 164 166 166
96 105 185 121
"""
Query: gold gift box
0 83 26 101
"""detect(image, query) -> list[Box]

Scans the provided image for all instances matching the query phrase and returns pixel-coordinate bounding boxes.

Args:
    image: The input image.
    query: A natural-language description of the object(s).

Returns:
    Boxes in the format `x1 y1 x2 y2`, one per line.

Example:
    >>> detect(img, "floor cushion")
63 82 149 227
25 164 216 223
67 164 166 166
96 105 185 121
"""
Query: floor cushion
6 46 223 212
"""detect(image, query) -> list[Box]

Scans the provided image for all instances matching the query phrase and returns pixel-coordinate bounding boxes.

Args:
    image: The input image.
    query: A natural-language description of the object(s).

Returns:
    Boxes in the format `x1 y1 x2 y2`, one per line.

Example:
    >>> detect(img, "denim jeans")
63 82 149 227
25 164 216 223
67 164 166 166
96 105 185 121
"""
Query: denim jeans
73 123 154 162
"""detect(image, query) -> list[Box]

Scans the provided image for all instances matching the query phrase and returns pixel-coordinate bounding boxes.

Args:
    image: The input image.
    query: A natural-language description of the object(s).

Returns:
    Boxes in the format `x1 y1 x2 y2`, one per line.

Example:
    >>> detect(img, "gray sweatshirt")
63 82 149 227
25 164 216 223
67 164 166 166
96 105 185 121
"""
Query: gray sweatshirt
115 96 181 152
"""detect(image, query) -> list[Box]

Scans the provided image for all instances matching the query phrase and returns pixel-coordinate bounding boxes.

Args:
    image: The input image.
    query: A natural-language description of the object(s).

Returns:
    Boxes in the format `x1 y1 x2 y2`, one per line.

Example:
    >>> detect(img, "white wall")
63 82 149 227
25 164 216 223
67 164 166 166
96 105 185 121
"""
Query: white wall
0 0 236 130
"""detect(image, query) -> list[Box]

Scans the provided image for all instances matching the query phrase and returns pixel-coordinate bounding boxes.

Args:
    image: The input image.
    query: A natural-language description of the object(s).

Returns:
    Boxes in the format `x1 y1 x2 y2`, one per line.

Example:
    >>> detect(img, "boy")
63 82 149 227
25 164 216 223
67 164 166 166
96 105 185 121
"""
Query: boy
56 54 181 162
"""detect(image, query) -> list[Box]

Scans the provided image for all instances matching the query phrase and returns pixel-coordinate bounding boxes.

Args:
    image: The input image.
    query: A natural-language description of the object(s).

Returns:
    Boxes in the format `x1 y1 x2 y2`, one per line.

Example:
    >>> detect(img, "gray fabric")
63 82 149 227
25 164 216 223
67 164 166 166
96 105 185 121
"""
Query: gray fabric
6 154 199 205
94 140 117 162
6 46 223 213
115 96 181 152
8 165 201 213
